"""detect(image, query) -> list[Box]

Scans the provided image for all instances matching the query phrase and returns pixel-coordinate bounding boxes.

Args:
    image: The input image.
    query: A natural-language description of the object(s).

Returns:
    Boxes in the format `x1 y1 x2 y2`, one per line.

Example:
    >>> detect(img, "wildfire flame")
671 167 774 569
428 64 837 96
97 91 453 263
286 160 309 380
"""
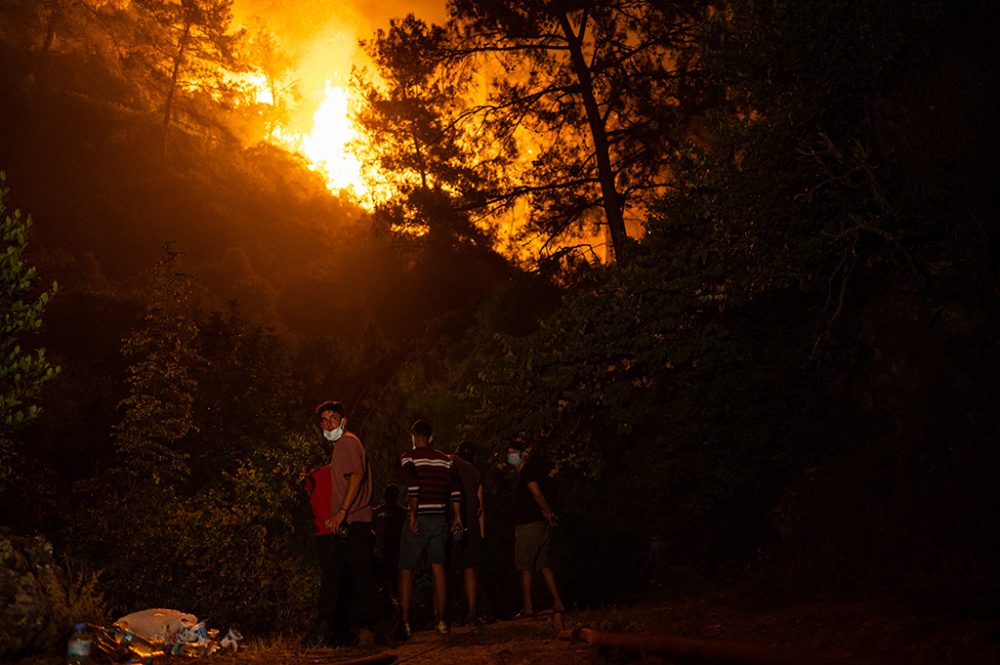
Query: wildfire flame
239 71 274 106
265 82 366 200
300 83 365 196
225 4 381 204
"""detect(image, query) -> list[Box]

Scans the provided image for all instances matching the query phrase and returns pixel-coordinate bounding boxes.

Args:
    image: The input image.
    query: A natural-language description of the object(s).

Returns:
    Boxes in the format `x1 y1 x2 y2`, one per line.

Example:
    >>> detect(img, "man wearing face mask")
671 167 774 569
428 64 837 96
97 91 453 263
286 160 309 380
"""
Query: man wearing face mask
507 437 566 618
311 400 393 649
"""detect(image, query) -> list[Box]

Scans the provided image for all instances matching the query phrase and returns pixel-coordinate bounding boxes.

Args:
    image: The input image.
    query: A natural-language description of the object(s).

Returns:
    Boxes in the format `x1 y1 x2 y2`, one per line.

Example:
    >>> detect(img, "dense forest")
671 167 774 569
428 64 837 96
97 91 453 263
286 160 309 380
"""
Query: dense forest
1 0 997 656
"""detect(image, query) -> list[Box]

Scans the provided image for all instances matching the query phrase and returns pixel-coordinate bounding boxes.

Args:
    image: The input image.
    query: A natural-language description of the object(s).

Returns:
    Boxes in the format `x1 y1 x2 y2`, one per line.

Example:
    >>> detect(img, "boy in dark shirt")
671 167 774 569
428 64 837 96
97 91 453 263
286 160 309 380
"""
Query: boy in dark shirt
451 441 486 625
508 437 566 617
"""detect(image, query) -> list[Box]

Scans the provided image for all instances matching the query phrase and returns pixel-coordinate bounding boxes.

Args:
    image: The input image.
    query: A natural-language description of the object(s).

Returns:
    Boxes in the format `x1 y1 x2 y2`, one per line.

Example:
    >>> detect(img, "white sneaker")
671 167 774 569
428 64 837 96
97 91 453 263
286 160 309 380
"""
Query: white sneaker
435 620 449 635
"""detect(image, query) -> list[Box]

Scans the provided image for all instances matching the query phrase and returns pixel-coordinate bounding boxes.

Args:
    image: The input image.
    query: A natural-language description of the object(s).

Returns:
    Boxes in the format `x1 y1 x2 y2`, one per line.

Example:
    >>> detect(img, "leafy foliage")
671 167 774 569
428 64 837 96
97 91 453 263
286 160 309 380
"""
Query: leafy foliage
0 0 996 640
63 249 321 631
131 0 246 132
43 556 110 630
113 245 200 494
0 0 257 149
389 0 999 606
443 0 708 263
107 432 321 632
355 14 505 251
187 306 302 482
0 172 60 486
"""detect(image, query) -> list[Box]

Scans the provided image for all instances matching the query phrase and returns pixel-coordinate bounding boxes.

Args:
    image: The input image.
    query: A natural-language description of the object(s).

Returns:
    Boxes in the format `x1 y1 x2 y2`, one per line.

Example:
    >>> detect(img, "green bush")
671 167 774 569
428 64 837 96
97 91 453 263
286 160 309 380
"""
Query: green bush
43 557 109 633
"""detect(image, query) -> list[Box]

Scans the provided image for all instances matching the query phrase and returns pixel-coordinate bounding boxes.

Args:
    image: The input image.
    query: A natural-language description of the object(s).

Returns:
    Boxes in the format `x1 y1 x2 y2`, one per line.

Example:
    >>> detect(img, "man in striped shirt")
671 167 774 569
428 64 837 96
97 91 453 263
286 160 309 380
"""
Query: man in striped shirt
397 419 463 638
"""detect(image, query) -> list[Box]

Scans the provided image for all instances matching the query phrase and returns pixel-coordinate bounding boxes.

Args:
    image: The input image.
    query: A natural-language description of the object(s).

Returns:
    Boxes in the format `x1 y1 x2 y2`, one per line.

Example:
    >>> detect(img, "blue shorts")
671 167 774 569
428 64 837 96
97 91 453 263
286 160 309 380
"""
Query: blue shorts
398 514 448 568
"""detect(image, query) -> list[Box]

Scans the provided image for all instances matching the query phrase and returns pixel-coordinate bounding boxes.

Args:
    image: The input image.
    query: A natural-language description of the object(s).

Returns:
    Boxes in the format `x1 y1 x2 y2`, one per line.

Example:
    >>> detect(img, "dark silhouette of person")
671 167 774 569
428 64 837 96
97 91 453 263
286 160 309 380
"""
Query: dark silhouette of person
373 483 405 597
451 440 486 625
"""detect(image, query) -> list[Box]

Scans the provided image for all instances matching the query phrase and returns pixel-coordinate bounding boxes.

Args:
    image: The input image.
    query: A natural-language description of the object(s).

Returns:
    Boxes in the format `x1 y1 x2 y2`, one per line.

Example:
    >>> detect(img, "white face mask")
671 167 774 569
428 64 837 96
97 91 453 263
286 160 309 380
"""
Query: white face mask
507 453 521 467
323 423 344 442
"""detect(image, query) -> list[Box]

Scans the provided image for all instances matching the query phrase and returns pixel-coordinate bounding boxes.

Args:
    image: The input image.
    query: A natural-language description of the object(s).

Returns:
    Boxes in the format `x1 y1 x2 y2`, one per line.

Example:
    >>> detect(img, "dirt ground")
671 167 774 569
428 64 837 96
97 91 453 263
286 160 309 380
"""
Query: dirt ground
227 592 1000 665
9 590 997 665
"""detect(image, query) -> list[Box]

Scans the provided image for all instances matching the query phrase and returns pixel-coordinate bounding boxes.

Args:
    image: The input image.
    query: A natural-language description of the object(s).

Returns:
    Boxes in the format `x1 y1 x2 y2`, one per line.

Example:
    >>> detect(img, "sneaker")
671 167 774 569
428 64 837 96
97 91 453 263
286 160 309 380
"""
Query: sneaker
435 620 449 635
466 614 485 627
402 622 412 639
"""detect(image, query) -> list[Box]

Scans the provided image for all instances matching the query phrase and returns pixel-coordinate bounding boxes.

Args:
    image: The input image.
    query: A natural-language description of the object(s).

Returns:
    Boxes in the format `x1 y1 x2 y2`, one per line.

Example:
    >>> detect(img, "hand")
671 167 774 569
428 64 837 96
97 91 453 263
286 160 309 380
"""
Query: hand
544 510 558 526
408 514 420 535
328 509 346 532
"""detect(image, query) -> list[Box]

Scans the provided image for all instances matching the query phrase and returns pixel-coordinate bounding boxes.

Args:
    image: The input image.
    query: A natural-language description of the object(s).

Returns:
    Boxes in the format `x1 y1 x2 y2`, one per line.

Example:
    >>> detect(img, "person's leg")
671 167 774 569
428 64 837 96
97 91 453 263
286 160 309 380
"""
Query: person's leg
312 535 335 643
431 562 448 622
387 553 400 595
380 555 396 598
334 571 356 644
423 515 449 633
396 520 422 636
526 522 562 613
519 569 534 615
325 540 352 644
398 569 412 626
463 567 477 616
461 529 482 619
345 522 392 645
540 567 565 612
515 522 547 616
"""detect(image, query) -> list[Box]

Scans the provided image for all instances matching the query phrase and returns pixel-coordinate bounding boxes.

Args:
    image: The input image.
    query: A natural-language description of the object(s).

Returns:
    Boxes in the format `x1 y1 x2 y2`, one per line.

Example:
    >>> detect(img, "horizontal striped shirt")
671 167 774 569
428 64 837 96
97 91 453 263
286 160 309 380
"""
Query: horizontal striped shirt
400 446 461 516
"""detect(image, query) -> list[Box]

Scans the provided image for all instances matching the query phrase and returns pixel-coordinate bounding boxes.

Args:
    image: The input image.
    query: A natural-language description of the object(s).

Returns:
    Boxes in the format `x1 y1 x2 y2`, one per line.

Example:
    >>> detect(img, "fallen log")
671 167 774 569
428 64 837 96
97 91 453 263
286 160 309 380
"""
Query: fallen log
559 626 880 665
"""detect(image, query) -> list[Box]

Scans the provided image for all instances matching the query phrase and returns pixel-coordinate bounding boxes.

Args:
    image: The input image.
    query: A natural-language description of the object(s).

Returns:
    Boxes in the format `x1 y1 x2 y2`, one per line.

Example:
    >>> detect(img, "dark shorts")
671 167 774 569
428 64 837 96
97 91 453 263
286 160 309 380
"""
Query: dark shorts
515 521 552 571
399 514 448 568
455 526 484 569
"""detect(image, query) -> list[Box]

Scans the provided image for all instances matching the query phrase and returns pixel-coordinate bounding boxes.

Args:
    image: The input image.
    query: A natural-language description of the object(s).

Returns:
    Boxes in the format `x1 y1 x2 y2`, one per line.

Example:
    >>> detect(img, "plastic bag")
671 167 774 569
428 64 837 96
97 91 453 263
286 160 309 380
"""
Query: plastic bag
113 608 198 645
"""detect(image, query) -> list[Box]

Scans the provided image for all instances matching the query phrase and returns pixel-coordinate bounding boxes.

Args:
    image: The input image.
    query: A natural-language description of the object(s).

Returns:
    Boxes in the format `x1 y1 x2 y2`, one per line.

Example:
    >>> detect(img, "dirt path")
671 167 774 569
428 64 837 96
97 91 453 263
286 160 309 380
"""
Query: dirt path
240 613 578 665
13 593 995 665
230 598 1000 665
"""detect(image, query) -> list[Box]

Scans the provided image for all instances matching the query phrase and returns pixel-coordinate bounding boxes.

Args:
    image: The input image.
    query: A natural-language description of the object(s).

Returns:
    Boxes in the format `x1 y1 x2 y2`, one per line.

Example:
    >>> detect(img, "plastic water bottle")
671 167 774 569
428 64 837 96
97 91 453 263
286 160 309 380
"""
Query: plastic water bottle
67 623 91 664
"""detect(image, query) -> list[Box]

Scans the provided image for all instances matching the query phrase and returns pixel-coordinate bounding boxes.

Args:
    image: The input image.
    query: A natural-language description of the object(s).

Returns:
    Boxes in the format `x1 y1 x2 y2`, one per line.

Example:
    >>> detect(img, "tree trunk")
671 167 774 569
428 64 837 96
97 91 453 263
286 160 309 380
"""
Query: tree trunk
163 21 192 131
557 12 630 265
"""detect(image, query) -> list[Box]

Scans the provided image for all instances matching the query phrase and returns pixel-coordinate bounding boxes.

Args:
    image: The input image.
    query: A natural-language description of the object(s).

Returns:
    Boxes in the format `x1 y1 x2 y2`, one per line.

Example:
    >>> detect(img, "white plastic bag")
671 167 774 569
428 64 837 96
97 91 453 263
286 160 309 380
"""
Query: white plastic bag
113 608 198 644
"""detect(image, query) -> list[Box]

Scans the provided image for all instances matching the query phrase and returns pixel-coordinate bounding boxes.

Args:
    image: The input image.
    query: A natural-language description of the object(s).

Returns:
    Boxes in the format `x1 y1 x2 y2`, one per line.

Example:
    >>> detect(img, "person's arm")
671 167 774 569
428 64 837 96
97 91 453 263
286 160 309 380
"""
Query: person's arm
407 493 420 534
322 465 335 529
450 464 463 530
402 455 421 534
476 482 485 538
451 493 463 531
527 480 558 526
329 471 362 531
